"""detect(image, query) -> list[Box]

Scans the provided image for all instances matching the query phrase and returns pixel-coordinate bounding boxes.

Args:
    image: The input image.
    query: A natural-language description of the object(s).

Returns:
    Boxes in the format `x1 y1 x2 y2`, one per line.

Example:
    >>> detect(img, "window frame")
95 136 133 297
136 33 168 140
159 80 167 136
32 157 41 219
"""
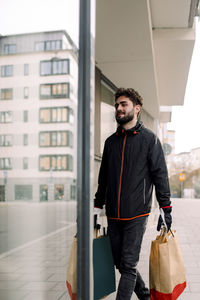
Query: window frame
23 157 28 170
23 110 28 122
35 40 62 51
4 44 17 54
0 135 13 147
24 87 29 99
40 59 70 76
0 158 12 170
39 106 74 124
39 130 73 147
0 111 13 123
1 65 13 77
23 134 28 146
39 154 73 171
0 88 13 100
40 82 70 99
24 64 29 76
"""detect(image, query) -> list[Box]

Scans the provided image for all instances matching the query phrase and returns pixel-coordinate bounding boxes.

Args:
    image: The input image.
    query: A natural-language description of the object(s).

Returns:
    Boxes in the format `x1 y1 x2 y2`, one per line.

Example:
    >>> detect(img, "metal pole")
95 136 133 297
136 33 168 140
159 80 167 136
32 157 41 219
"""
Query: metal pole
77 0 92 299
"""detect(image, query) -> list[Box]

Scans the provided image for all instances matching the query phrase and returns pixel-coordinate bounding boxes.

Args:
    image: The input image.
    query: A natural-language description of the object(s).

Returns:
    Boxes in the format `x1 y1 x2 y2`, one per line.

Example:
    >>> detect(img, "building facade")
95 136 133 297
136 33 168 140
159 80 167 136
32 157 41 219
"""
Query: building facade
0 31 78 202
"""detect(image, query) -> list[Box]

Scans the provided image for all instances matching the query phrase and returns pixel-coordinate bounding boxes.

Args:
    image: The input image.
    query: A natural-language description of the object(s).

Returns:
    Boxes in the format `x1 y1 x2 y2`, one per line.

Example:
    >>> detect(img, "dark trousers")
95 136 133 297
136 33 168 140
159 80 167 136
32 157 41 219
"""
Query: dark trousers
107 217 150 300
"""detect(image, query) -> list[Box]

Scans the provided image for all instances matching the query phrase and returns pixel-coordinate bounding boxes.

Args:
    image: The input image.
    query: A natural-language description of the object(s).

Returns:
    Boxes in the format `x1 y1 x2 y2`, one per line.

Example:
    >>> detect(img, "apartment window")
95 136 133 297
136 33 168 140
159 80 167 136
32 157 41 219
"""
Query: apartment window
0 111 12 123
39 131 73 147
4 44 16 54
35 42 45 51
23 157 28 169
15 185 32 200
24 111 28 122
24 87 29 99
39 107 74 123
35 40 62 51
0 88 13 100
24 64 29 76
0 158 12 170
40 185 48 201
39 155 73 171
70 185 76 200
46 40 61 50
40 83 69 99
23 134 28 146
0 135 12 146
40 59 69 76
1 65 13 77
55 184 64 200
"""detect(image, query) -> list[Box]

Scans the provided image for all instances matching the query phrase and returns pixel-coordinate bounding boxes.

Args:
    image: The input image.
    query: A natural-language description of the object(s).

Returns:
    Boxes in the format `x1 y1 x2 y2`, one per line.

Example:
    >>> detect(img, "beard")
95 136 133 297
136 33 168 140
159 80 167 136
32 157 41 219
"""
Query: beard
115 110 134 125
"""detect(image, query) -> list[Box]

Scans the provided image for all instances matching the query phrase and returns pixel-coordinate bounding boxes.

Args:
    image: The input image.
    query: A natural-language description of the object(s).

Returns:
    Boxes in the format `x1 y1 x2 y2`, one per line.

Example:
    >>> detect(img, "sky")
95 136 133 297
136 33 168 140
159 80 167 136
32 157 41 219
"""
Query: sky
0 0 200 154
0 0 79 45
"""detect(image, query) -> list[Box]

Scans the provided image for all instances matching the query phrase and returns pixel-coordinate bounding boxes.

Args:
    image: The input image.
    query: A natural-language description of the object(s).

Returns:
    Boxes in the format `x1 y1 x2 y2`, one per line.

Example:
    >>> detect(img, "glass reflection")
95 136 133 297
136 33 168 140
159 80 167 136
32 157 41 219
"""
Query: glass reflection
0 1 79 299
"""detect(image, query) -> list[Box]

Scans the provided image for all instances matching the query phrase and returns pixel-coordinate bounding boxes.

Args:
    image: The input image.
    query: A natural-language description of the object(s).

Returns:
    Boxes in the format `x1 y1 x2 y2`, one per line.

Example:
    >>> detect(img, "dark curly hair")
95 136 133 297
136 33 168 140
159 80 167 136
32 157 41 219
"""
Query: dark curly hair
115 88 143 107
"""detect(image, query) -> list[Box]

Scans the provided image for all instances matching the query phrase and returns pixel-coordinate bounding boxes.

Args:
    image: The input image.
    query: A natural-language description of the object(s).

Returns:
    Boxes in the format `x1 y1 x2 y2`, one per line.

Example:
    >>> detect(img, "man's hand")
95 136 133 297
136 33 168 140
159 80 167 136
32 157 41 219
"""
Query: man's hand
94 207 102 229
157 207 172 231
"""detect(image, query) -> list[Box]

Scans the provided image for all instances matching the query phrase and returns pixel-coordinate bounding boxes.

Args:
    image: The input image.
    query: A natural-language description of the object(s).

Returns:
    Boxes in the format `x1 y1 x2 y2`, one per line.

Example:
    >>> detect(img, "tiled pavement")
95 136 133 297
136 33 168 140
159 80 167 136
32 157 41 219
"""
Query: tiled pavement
0 198 200 299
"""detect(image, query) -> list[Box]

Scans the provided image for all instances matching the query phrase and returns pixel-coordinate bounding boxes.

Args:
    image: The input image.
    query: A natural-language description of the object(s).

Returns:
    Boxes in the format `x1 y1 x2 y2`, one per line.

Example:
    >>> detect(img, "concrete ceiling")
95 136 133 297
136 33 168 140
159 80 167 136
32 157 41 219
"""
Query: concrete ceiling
95 0 198 121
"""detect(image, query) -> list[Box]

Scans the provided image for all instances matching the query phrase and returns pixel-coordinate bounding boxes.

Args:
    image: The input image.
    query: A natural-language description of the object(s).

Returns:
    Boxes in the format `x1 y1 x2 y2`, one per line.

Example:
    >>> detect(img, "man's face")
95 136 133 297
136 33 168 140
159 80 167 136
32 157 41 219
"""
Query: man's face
115 96 140 125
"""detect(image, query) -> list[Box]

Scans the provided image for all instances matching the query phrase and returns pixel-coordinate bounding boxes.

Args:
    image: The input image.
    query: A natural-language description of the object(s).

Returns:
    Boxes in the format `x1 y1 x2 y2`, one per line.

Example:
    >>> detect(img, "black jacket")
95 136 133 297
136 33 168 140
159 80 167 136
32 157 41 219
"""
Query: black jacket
94 121 171 220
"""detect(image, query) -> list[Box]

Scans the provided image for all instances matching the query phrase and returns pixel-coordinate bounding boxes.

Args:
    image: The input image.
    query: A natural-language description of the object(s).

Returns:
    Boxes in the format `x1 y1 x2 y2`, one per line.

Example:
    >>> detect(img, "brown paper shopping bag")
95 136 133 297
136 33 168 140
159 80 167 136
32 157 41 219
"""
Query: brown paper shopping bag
149 229 186 300
66 236 77 300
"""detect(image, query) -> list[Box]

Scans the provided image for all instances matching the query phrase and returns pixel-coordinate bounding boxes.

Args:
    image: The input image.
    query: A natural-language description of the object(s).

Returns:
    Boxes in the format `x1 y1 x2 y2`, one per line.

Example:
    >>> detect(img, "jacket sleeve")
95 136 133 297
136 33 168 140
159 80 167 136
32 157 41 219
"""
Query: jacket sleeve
148 135 171 208
94 142 108 209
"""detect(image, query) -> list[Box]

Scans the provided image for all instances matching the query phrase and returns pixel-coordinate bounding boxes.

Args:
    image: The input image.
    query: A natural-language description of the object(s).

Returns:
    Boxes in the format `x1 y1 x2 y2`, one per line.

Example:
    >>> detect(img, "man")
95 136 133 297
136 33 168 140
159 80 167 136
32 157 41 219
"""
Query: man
94 88 172 300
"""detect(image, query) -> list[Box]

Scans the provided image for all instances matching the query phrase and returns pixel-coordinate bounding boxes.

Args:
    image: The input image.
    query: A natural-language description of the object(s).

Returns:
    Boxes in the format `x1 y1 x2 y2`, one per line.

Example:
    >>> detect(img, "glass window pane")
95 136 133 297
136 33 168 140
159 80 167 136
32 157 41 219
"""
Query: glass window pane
24 64 29 75
62 156 67 170
62 107 67 122
52 109 57 122
41 61 51 75
52 84 58 96
46 41 51 50
40 85 51 97
62 83 68 96
51 132 57 146
35 42 44 51
40 109 50 123
61 132 67 146
52 61 58 74
56 40 61 50
0 3 79 298
40 185 48 201
55 184 64 200
24 87 29 99
62 60 68 73
51 156 57 170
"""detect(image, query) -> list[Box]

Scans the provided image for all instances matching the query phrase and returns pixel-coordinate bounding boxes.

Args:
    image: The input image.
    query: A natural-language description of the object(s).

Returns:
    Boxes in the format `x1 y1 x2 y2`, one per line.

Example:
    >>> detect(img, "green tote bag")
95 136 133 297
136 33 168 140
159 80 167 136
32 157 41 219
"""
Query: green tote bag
93 233 116 300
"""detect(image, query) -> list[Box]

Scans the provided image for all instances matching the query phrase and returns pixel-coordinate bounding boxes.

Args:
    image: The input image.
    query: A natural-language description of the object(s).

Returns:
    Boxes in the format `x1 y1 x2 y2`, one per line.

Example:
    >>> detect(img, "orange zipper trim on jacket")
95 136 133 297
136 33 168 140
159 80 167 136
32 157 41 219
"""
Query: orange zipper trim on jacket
108 213 150 221
117 134 127 218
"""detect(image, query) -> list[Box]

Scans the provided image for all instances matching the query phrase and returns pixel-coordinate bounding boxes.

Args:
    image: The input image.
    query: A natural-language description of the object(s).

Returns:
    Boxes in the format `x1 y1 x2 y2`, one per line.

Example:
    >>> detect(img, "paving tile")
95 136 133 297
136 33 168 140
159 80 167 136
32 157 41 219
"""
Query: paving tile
0 281 26 290
179 293 200 300
19 281 58 291
51 281 67 293
0 273 21 280
0 290 29 300
189 282 200 293
47 273 66 282
17 272 52 281
22 291 61 300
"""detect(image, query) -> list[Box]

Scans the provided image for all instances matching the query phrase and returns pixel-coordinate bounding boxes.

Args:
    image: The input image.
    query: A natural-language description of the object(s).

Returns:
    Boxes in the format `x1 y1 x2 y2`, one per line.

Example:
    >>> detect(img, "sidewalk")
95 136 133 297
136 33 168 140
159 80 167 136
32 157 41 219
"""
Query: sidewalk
106 198 200 300
0 198 199 299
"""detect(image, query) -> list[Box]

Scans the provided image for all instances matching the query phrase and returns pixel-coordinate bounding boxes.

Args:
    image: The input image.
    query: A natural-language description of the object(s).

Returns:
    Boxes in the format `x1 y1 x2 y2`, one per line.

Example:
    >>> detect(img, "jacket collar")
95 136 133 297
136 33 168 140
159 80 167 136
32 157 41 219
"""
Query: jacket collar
116 121 144 136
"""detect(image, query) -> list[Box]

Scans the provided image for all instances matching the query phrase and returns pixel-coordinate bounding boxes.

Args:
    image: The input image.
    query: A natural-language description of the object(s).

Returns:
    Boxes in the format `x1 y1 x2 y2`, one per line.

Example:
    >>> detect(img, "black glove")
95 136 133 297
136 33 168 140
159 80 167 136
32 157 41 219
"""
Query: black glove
94 214 101 230
93 207 102 230
157 207 172 231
